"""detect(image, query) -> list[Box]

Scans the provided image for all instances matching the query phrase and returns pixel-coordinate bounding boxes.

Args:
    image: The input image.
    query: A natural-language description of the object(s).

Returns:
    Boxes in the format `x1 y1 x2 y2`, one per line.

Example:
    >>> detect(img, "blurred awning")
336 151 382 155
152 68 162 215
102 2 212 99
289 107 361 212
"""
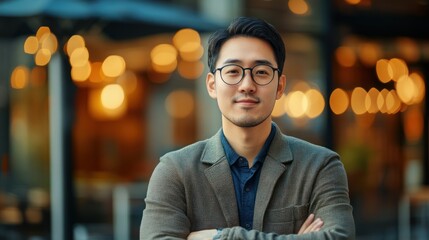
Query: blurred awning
0 0 223 39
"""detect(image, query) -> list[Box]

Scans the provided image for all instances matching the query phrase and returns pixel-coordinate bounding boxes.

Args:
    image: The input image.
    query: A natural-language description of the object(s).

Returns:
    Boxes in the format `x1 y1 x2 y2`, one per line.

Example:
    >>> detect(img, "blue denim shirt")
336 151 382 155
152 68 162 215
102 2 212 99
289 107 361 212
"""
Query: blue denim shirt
220 123 276 230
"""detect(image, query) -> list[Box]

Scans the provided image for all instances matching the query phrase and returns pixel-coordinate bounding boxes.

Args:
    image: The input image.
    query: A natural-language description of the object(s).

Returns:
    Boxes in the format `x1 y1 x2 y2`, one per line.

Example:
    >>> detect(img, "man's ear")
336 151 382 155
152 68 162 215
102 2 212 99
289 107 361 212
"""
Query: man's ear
206 72 217 99
276 74 286 100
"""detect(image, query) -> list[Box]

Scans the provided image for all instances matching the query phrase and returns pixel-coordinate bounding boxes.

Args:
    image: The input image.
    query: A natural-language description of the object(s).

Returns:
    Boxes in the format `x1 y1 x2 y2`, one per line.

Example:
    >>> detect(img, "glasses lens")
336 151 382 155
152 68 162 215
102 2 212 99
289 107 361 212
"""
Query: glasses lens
252 65 274 85
220 65 243 84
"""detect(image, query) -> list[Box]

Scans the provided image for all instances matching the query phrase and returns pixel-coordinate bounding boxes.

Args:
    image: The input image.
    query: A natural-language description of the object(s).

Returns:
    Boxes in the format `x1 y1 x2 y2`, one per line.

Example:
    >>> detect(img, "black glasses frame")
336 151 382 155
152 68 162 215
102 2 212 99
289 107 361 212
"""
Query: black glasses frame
213 64 279 86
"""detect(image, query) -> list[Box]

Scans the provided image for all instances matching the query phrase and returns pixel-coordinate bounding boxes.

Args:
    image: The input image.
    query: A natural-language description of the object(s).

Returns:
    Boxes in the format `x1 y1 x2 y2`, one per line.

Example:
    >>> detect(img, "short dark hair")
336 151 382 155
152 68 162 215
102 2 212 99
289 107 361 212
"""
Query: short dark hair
207 17 286 74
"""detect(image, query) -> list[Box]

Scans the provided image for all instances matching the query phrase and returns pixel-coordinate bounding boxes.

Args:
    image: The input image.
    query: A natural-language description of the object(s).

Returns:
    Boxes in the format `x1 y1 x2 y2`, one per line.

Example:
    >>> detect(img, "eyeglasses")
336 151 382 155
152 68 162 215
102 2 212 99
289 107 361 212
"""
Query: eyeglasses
213 64 279 86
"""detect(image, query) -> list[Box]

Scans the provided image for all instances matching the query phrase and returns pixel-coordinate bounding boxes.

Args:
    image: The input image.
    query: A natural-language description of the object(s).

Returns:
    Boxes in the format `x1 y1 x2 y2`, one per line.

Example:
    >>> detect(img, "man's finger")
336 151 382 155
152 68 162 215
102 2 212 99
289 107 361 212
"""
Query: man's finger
298 213 315 234
304 218 323 233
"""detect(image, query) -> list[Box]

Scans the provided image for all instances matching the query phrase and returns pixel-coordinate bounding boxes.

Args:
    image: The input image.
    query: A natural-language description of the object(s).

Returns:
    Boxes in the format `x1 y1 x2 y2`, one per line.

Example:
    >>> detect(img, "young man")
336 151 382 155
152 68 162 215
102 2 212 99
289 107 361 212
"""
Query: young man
140 17 355 239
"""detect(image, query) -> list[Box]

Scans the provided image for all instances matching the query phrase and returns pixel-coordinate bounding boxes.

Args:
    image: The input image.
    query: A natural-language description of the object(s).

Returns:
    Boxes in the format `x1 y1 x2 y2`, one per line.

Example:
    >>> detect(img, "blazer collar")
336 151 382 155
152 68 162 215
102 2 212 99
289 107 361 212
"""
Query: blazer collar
201 122 293 229
201 122 294 165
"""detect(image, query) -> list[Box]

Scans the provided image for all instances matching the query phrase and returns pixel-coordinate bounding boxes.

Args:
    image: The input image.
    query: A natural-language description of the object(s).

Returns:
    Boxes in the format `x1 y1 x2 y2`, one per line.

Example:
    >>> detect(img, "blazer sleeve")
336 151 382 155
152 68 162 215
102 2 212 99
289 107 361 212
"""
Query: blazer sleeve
216 156 355 240
140 158 190 240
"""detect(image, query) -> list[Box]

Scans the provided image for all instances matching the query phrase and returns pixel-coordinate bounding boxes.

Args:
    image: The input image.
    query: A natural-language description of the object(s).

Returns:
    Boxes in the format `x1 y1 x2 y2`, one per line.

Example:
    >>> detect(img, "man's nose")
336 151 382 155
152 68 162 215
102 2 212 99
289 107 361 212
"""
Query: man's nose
239 69 256 92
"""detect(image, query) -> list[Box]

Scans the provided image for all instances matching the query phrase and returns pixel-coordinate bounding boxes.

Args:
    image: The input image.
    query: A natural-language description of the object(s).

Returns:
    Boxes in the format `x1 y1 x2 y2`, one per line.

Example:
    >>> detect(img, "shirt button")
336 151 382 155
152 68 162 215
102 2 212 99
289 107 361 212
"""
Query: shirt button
245 223 251 229
245 187 250 192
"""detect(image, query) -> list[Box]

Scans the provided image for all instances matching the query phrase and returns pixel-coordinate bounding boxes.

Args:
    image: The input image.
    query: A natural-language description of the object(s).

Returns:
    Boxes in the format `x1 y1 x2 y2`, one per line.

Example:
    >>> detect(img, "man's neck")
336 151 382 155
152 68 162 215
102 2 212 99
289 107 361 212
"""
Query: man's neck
222 119 272 166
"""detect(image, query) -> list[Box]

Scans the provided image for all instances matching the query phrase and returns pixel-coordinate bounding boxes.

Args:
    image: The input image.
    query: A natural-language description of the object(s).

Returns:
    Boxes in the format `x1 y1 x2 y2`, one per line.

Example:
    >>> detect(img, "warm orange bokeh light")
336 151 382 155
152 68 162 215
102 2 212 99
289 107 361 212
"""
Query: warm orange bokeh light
102 55 126 78
40 33 58 54
287 91 308 118
71 62 92 82
151 44 178 73
358 42 382 67
24 36 39 54
376 59 393 83
34 49 51 66
173 29 200 48
69 47 89 67
377 89 389 114
101 84 125 110
36 27 50 41
10 66 30 89
305 89 325 118
288 0 309 15
66 35 86 56
336 46 356 67
330 88 349 115
165 90 195 119
177 60 204 80
351 87 367 115
389 58 408 82
345 0 361 5
365 88 379 114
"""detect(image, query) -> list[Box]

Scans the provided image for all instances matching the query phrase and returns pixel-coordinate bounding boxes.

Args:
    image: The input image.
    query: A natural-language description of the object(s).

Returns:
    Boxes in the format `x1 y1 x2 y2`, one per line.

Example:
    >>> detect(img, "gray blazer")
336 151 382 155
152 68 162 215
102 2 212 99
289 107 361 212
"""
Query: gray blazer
140 123 355 239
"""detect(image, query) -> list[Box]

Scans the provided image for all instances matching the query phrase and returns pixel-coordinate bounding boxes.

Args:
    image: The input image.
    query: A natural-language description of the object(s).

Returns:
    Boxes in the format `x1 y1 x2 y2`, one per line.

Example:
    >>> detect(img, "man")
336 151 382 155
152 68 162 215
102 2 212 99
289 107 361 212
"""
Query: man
140 17 355 239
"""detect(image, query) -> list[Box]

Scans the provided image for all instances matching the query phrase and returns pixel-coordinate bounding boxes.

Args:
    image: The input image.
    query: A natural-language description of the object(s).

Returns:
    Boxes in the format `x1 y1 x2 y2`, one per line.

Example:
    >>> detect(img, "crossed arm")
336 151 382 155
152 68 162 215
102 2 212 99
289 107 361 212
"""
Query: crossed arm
140 155 355 239
187 213 324 239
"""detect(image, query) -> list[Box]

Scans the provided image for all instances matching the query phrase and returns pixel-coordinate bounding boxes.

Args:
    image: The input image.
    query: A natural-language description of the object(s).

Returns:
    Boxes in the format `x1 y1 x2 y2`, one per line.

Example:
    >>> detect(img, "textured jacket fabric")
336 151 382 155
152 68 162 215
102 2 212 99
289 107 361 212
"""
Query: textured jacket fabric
140 123 355 239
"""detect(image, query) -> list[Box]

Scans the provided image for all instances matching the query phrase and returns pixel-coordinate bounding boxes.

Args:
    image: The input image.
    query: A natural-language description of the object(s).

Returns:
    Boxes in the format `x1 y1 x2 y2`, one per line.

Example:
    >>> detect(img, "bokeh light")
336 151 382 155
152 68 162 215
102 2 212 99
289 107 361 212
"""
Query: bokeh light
102 55 126 78
35 49 51 66
101 84 125 110
40 32 58 54
376 59 393 83
305 89 325 118
165 90 195 119
151 44 178 73
358 42 382 67
385 90 401 114
389 58 408 82
24 36 39 54
396 75 415 105
71 62 92 82
330 88 349 115
69 47 89 67
10 66 30 89
377 89 389 114
345 0 361 5
335 46 356 67
408 72 426 104
288 0 309 15
351 87 367 115
287 91 308 118
365 88 379 114
177 61 204 80
173 28 203 62
66 35 86 56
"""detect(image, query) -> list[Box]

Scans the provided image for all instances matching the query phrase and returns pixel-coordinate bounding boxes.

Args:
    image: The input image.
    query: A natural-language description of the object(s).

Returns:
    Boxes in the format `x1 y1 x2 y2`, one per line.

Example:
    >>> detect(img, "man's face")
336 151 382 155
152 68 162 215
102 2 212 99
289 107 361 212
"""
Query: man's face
206 36 286 128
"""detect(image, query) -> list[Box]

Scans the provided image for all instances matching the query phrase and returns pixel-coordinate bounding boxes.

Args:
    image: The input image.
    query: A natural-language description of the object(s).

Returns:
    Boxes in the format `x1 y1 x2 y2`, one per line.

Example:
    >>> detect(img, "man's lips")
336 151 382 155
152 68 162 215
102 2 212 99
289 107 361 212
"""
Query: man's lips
234 97 260 105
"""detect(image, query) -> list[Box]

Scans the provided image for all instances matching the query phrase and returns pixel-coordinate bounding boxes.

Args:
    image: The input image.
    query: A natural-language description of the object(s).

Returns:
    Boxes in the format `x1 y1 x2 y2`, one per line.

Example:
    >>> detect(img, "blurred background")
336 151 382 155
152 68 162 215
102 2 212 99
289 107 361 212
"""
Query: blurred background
0 0 428 239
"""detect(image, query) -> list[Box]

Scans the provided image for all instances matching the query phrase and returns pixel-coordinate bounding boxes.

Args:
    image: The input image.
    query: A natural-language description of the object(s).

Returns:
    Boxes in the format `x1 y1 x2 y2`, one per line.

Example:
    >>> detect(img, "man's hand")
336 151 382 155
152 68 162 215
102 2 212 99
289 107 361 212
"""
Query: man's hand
298 213 324 234
187 229 218 240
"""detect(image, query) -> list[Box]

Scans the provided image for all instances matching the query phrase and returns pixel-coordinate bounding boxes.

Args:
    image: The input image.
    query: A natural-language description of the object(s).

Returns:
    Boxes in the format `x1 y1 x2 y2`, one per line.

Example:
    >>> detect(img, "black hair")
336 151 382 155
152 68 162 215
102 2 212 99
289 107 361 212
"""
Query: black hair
207 16 286 74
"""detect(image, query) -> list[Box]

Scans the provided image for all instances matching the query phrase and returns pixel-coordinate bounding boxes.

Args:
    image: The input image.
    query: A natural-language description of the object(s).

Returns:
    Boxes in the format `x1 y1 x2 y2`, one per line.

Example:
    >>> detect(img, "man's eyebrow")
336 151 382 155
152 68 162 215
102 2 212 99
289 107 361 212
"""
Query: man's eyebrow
254 60 275 66
222 59 275 66
223 59 242 64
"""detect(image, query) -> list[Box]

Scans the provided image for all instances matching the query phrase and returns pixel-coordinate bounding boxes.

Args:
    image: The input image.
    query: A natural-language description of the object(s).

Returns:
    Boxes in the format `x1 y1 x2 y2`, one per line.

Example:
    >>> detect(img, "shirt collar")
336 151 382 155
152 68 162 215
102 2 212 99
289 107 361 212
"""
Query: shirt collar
220 123 276 166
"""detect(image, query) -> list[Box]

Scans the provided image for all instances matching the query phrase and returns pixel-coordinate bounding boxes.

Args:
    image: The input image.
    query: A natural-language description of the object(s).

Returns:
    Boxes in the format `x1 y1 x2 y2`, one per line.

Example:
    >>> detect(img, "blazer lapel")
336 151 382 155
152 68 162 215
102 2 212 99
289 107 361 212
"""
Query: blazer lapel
252 157 286 230
204 160 240 227
253 123 293 230
202 130 240 227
